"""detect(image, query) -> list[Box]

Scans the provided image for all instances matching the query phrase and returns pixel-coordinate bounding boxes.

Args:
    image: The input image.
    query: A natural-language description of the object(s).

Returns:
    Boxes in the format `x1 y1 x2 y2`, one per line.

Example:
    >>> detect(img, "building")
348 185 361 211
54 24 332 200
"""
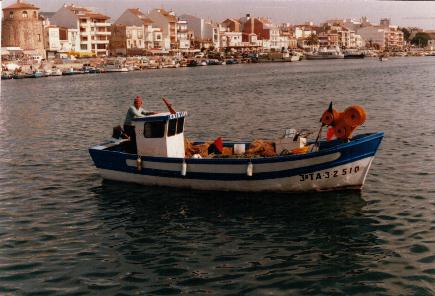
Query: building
111 8 160 56
222 18 241 32
146 8 178 50
178 14 218 49
176 19 190 51
220 31 243 48
1 0 45 58
50 4 111 56
58 27 80 53
357 25 403 50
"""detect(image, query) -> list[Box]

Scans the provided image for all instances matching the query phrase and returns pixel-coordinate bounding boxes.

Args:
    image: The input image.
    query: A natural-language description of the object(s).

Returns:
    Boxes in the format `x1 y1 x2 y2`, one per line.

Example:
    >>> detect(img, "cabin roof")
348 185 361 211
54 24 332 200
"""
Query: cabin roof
132 111 187 122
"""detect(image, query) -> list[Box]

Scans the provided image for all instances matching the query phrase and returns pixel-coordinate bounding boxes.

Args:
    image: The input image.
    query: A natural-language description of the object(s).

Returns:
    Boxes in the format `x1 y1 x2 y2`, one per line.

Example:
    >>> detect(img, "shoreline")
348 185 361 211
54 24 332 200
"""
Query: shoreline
2 54 434 81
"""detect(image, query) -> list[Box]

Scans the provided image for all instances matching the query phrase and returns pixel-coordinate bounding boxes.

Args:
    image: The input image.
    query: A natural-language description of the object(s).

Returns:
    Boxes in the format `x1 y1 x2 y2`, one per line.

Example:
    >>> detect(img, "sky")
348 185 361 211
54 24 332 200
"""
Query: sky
2 0 435 29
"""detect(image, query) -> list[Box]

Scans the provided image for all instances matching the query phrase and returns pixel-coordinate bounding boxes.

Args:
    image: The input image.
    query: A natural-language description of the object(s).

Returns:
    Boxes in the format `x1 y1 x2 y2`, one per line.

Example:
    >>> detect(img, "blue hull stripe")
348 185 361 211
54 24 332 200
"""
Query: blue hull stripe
89 132 383 181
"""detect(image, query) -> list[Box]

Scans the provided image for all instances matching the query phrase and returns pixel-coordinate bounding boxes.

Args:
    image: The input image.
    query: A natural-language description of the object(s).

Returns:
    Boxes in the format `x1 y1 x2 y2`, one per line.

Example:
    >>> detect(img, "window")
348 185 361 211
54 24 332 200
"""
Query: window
81 44 88 50
167 119 177 137
167 118 184 137
37 34 41 41
9 11 13 19
22 11 28 18
144 121 165 138
33 11 37 18
176 117 184 134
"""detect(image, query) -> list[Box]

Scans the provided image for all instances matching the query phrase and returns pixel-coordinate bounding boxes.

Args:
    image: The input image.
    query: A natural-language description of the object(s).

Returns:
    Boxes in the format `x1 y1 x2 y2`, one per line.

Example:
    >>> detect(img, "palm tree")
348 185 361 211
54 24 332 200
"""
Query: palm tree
306 33 319 46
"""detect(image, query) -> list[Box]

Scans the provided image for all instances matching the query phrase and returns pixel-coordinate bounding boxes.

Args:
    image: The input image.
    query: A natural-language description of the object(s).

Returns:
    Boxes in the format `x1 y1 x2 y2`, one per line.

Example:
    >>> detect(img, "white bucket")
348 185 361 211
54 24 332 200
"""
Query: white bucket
233 144 246 155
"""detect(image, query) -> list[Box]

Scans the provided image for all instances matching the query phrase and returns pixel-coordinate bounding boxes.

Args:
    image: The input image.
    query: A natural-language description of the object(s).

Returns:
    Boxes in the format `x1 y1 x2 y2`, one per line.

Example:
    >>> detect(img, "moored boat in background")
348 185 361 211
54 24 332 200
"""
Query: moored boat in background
306 47 345 60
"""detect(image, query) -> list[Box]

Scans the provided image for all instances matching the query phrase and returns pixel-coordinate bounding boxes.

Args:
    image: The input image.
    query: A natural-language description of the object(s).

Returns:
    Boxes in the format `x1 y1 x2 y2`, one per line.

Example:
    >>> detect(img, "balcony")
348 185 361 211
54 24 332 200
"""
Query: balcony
96 31 111 36
94 22 110 27
93 40 109 44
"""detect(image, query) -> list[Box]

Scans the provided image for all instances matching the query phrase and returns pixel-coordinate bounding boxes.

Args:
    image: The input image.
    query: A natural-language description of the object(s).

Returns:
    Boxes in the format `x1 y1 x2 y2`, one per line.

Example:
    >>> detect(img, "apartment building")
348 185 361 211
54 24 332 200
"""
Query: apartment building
179 14 218 49
111 8 162 56
147 9 178 50
50 4 111 56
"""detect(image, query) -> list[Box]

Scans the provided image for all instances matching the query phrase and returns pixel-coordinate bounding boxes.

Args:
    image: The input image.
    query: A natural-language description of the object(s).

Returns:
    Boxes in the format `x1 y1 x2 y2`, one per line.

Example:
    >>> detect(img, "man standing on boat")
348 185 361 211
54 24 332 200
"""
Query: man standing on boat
124 96 156 153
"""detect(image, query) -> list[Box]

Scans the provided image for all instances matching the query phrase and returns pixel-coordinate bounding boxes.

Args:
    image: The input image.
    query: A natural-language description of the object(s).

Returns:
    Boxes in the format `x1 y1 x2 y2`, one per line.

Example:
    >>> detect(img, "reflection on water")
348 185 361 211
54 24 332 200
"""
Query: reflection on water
0 58 434 295
91 182 378 294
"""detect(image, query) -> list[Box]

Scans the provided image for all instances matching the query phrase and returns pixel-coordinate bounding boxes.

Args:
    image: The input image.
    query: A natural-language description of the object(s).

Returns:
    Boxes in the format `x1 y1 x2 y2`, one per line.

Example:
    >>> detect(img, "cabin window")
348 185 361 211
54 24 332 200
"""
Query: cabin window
167 119 177 137
176 117 184 134
22 11 28 18
144 121 165 138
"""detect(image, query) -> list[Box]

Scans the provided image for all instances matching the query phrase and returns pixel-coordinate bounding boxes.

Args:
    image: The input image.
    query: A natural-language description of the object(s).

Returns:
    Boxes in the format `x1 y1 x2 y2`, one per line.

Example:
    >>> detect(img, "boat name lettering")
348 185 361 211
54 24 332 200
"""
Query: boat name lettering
299 166 360 182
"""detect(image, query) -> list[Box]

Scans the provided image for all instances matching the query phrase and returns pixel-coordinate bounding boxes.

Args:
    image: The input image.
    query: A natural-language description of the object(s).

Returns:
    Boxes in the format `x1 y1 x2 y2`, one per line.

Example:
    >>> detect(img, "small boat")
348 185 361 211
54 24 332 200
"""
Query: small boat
379 55 389 62
207 59 222 66
344 50 365 59
89 103 383 192
225 59 239 65
1 72 13 80
103 64 129 72
187 60 198 67
31 70 45 78
306 47 344 60
50 68 63 76
290 52 303 62
62 68 85 75
12 72 33 79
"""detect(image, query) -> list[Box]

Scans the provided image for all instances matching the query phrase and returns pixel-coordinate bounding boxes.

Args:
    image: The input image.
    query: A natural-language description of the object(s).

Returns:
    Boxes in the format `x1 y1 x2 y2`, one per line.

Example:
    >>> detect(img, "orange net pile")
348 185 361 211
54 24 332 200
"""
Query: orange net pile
246 140 277 157
321 105 366 140
185 138 280 158
184 139 211 158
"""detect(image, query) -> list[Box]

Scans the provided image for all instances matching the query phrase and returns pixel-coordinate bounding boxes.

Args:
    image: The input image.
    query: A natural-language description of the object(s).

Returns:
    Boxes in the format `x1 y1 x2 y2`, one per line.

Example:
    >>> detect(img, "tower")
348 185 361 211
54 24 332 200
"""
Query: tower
1 0 45 57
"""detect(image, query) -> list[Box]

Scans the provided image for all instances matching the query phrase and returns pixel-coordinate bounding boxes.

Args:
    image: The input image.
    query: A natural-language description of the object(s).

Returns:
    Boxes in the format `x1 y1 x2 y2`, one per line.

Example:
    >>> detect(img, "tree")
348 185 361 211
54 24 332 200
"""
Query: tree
399 27 411 41
306 33 319 47
412 32 430 47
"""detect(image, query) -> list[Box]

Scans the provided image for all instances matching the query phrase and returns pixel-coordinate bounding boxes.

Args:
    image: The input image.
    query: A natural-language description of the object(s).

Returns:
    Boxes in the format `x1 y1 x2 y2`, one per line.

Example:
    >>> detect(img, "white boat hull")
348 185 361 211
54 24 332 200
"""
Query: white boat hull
97 157 374 192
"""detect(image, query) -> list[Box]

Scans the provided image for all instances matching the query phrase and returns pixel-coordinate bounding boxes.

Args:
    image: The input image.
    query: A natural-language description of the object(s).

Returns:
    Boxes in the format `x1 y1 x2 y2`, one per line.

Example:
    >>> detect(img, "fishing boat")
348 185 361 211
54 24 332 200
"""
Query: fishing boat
89 101 383 192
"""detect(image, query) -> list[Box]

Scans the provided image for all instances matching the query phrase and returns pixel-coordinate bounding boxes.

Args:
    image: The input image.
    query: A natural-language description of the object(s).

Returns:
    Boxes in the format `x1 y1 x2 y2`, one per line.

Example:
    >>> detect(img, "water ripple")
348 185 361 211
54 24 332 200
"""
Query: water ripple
0 58 434 295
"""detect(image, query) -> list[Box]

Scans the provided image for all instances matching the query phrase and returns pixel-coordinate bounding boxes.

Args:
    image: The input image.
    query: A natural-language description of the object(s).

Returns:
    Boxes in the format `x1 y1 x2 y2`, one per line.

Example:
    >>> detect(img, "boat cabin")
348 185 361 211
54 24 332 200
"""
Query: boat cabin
132 112 187 158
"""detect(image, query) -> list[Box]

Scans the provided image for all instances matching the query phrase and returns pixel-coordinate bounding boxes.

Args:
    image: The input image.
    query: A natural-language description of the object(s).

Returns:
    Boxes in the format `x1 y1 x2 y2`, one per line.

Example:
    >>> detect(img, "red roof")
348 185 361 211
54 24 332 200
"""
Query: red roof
155 8 177 22
3 1 39 10
127 8 153 25
65 5 110 20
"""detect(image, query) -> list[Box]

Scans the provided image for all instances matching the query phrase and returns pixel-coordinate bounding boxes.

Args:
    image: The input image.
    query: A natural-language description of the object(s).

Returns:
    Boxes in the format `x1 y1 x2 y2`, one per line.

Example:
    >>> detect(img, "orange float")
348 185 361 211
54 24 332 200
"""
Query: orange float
320 103 366 140
321 108 339 126
343 105 366 127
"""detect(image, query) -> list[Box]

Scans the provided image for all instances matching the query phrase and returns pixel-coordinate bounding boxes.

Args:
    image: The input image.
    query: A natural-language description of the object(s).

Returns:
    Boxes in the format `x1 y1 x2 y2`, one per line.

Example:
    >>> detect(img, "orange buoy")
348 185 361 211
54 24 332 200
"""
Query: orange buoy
334 122 347 140
321 108 339 126
343 105 366 127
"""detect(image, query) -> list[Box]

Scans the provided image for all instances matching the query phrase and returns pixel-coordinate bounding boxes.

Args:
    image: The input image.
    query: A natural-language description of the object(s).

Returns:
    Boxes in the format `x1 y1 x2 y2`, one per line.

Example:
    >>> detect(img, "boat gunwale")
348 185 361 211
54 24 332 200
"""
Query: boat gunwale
89 132 384 165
